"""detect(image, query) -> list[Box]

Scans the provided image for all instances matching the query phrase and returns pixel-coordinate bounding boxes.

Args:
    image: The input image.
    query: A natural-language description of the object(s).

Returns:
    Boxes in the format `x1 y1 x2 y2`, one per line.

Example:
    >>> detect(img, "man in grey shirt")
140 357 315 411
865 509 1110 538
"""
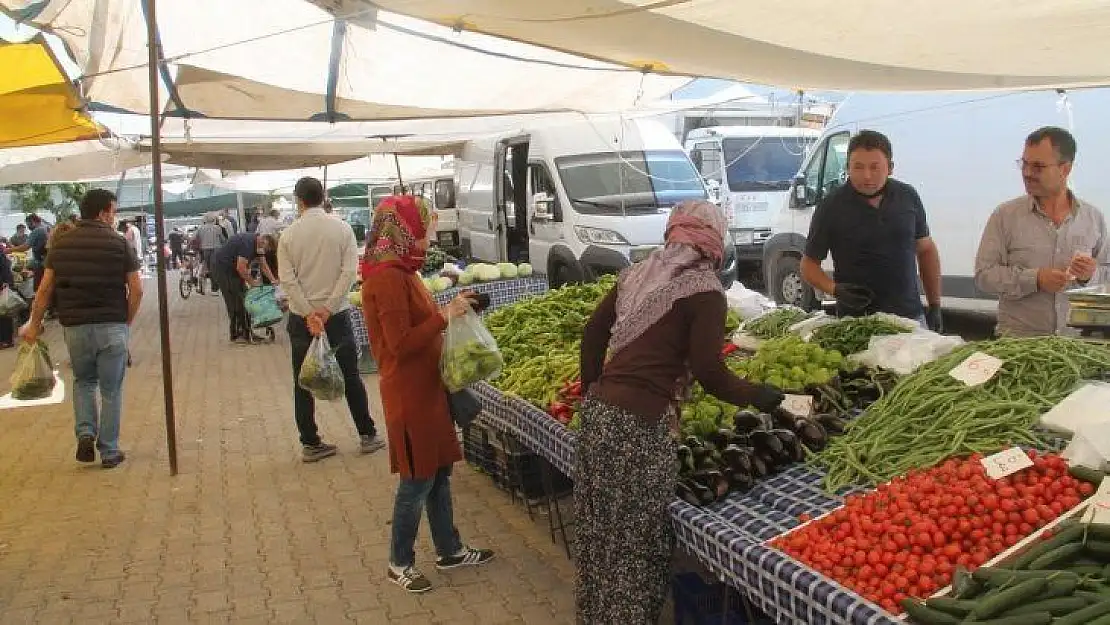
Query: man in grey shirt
975 127 1108 336
196 214 227 293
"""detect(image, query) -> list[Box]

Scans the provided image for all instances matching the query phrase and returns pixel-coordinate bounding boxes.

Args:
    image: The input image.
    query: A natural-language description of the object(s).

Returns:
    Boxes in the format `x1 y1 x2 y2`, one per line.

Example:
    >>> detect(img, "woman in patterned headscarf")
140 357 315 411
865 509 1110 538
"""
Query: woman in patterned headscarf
359 195 494 594
574 200 786 623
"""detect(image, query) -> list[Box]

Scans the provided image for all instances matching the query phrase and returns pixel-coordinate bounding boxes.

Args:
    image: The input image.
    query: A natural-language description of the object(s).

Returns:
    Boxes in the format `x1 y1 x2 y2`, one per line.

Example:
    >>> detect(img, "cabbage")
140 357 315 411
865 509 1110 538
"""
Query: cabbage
457 272 475 286
422 278 434 292
348 291 361 306
517 263 533 277
433 277 454 292
497 262 518 279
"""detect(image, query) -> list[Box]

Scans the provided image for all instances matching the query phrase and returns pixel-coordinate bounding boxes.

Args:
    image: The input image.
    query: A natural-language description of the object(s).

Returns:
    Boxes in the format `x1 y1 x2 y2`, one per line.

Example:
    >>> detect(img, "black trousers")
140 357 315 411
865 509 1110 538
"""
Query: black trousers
213 269 251 340
287 310 377 446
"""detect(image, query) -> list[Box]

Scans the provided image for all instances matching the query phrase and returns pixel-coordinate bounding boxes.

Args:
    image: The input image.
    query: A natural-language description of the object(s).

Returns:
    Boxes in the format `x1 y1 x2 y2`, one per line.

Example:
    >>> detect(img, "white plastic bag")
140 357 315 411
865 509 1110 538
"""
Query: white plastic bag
725 283 775 321
852 329 965 375
788 311 837 341
0 287 27 317
440 308 503 392
297 334 345 401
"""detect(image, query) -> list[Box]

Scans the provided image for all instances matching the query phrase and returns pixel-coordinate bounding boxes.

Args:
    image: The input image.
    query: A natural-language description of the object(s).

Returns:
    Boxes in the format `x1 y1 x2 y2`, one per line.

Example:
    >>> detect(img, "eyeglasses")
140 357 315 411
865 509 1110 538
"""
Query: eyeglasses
1016 158 1064 174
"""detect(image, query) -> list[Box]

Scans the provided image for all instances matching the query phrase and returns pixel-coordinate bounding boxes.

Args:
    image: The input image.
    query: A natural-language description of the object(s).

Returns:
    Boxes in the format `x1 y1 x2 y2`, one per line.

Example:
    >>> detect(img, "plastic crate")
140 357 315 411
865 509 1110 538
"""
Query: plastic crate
488 433 572 501
672 572 773 625
462 422 495 476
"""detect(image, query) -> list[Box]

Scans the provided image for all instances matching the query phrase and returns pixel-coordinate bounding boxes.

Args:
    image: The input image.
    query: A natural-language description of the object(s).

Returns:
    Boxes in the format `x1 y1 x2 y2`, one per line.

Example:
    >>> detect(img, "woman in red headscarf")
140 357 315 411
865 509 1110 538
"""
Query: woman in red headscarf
574 200 786 623
360 195 494 594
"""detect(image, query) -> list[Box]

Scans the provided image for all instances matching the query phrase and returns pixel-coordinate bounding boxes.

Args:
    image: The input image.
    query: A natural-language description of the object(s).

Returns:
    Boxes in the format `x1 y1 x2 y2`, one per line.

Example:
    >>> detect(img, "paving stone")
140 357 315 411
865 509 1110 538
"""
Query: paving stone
0 285 581 625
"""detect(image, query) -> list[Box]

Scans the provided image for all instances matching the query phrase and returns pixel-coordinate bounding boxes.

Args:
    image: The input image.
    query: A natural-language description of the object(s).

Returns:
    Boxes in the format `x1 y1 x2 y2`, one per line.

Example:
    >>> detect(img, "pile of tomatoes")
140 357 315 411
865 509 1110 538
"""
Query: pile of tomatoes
771 451 1092 614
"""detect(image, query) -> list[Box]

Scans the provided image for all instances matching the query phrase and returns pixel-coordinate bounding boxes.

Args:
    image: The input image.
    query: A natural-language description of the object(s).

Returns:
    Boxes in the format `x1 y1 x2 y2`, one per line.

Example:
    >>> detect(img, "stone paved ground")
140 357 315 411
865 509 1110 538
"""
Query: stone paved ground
0 277 585 624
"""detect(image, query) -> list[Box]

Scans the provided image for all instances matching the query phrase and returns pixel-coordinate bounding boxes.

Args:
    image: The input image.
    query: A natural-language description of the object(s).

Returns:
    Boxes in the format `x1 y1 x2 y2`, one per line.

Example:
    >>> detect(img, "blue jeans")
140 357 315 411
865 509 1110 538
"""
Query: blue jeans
62 323 129 458
390 466 463 568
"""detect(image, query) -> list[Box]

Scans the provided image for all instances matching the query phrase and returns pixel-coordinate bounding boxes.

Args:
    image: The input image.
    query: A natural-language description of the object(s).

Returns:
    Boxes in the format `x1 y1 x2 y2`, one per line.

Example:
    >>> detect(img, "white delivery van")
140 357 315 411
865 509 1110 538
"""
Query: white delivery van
455 117 738 288
762 89 1110 313
685 126 819 273
399 169 460 254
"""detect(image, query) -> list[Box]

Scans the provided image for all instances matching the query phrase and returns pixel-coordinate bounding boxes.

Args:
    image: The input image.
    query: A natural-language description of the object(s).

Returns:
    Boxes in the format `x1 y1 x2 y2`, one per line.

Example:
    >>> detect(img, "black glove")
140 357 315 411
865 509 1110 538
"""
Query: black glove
750 384 786 414
833 283 874 313
925 305 943 333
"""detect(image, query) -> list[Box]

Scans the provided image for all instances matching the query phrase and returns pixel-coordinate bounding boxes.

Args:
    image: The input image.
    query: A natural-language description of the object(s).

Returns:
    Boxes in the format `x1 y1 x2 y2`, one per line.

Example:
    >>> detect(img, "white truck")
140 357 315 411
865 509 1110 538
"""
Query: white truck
685 126 819 278
400 169 461 254
455 117 737 288
762 88 1110 314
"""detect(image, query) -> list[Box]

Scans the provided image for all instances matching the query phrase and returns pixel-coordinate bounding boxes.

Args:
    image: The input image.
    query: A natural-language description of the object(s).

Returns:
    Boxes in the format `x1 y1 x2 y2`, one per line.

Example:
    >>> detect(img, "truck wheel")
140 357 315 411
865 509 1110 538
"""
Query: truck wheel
773 256 819 310
549 263 579 289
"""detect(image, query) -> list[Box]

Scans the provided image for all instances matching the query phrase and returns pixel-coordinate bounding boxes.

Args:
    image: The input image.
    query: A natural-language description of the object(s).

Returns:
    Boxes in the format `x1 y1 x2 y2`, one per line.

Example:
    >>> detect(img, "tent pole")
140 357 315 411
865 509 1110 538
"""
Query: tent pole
393 153 405 193
143 0 179 476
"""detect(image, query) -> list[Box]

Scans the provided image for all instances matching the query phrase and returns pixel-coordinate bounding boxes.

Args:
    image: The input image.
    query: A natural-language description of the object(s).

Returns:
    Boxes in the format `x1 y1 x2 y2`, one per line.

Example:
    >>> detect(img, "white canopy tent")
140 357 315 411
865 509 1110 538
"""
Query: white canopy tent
315 0 1110 91
0 0 690 121
0 137 154 184
193 155 449 194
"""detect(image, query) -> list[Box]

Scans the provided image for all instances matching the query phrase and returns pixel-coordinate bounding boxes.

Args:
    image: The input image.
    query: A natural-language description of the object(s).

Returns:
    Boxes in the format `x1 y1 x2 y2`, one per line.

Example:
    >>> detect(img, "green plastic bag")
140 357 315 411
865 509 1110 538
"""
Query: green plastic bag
440 308 503 393
10 340 55 400
297 334 345 401
244 285 283 328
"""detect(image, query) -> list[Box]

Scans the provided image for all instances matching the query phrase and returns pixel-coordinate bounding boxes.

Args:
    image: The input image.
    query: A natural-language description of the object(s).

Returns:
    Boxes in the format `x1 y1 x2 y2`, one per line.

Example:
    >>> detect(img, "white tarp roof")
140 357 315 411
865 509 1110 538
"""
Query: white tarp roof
194 155 448 194
311 0 1110 91
0 137 154 184
0 0 689 121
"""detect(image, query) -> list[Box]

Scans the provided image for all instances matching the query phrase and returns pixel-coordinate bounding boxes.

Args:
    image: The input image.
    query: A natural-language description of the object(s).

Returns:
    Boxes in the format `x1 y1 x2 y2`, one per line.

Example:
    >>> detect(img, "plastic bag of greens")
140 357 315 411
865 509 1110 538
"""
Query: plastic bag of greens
297 334 345 401
244 285 283 328
440 308 503 392
10 340 56 400
0 287 27 317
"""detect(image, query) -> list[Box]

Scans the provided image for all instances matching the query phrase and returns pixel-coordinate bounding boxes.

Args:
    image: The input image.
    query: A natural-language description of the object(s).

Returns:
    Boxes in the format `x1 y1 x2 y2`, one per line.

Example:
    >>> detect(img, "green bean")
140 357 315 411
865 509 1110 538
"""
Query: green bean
813 336 1110 492
810 316 910 355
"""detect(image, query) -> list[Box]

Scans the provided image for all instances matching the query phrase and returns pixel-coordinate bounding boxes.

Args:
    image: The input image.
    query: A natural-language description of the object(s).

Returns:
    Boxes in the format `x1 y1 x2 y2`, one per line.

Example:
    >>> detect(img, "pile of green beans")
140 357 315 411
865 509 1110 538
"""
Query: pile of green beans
809 316 910 355
814 336 1110 492
742 308 811 340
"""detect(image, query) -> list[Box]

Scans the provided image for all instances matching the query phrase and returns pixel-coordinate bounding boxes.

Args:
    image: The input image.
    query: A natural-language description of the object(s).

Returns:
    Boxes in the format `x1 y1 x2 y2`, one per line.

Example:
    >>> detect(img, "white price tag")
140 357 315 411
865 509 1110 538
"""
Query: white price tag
1082 477 1110 526
980 447 1034 480
781 394 814 417
949 351 1004 387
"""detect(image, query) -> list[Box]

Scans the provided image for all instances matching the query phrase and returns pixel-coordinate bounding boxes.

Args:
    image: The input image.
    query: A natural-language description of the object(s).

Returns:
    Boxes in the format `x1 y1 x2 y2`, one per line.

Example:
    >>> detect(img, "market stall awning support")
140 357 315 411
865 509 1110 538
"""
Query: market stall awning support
143 0 179 476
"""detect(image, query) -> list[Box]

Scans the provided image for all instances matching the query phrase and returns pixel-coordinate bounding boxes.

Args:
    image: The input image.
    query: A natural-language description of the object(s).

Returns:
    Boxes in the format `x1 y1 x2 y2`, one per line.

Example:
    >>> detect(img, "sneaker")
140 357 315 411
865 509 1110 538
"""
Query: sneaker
75 435 96 463
359 435 386 454
302 442 338 463
388 566 432 593
101 452 126 469
436 546 494 570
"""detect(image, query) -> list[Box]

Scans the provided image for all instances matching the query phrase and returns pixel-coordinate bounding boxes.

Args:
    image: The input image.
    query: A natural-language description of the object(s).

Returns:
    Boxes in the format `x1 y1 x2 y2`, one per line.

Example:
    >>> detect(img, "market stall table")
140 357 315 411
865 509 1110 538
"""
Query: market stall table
470 381 899 625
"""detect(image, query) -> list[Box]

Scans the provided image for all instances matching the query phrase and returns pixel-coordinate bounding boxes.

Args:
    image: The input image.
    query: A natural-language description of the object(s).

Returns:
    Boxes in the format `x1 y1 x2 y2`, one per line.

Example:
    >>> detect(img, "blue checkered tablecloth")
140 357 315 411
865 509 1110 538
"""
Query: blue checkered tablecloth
471 381 898 625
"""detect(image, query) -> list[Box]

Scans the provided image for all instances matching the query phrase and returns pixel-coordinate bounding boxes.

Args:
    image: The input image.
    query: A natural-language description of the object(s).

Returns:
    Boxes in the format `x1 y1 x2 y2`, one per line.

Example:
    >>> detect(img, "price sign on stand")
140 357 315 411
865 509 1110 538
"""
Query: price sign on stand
949 351 1004 387
981 447 1034 479
781 394 814 417
1082 477 1110 526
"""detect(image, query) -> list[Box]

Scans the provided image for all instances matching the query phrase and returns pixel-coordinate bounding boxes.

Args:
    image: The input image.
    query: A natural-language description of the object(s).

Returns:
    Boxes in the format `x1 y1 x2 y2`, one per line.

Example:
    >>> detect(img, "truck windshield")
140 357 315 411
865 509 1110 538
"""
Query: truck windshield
723 137 815 192
555 150 707 215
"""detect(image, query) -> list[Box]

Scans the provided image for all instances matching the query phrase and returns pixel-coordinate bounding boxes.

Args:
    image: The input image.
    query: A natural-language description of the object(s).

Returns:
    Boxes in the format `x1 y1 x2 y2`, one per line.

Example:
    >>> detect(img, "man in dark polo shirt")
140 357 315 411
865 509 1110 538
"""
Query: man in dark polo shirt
210 232 277 344
800 130 944 331
21 189 143 468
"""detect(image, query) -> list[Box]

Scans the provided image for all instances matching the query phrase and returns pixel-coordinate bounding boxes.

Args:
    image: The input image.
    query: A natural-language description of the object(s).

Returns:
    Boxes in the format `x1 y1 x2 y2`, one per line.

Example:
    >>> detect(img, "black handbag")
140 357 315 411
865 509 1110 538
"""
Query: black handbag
446 388 482 429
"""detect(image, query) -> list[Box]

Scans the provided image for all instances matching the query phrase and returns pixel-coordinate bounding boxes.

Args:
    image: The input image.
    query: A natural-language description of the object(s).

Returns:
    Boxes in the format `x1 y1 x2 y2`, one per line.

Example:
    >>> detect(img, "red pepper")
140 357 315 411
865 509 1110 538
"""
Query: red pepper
721 343 739 357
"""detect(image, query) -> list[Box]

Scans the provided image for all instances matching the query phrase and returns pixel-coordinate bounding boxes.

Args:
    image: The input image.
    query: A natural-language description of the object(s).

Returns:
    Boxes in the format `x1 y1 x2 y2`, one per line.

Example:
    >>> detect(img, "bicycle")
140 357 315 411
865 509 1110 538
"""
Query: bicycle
178 251 206 299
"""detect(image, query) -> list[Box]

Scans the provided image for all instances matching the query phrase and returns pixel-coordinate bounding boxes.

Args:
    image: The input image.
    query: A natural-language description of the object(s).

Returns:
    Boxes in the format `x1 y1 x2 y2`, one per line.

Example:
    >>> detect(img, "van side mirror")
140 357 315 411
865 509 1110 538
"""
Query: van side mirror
705 179 722 205
790 175 811 209
533 192 554 220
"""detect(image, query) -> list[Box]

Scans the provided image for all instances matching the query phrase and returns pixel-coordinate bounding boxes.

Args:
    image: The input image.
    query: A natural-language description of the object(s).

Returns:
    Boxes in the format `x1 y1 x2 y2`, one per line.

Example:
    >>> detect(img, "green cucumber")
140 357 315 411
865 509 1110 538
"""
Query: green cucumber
965 613 1052 625
1005 521 1083 569
1087 540 1110 558
923 596 975 617
1029 542 1085 570
1068 564 1106 576
1087 523 1110 541
973 567 1078 588
1054 600 1110 625
1069 464 1107 486
1003 596 1089 616
1032 574 1079 600
1076 589 1110 603
900 598 959 625
1090 614 1110 625
968 578 1047 619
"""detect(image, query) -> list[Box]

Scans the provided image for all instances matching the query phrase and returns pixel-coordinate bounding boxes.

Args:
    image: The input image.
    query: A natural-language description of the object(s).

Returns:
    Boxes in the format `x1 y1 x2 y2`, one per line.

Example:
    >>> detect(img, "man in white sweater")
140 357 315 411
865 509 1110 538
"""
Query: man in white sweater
278 177 385 462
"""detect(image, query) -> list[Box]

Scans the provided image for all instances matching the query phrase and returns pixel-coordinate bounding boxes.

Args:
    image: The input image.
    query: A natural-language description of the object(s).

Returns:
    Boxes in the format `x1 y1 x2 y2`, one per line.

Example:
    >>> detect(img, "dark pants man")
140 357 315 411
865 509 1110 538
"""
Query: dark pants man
200 249 218 292
287 310 378 446
170 245 183 269
213 269 251 341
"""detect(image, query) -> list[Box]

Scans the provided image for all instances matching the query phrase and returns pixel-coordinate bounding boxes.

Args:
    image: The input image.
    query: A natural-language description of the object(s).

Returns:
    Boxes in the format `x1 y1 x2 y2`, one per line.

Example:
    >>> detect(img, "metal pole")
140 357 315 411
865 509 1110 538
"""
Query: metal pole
393 153 405 194
144 0 179 476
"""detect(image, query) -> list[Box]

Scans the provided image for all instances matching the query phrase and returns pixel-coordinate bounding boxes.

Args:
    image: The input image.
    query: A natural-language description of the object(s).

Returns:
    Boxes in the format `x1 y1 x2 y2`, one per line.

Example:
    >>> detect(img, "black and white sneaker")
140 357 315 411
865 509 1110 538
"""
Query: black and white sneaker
436 546 494 570
388 566 432 593
359 435 386 454
75 435 95 463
